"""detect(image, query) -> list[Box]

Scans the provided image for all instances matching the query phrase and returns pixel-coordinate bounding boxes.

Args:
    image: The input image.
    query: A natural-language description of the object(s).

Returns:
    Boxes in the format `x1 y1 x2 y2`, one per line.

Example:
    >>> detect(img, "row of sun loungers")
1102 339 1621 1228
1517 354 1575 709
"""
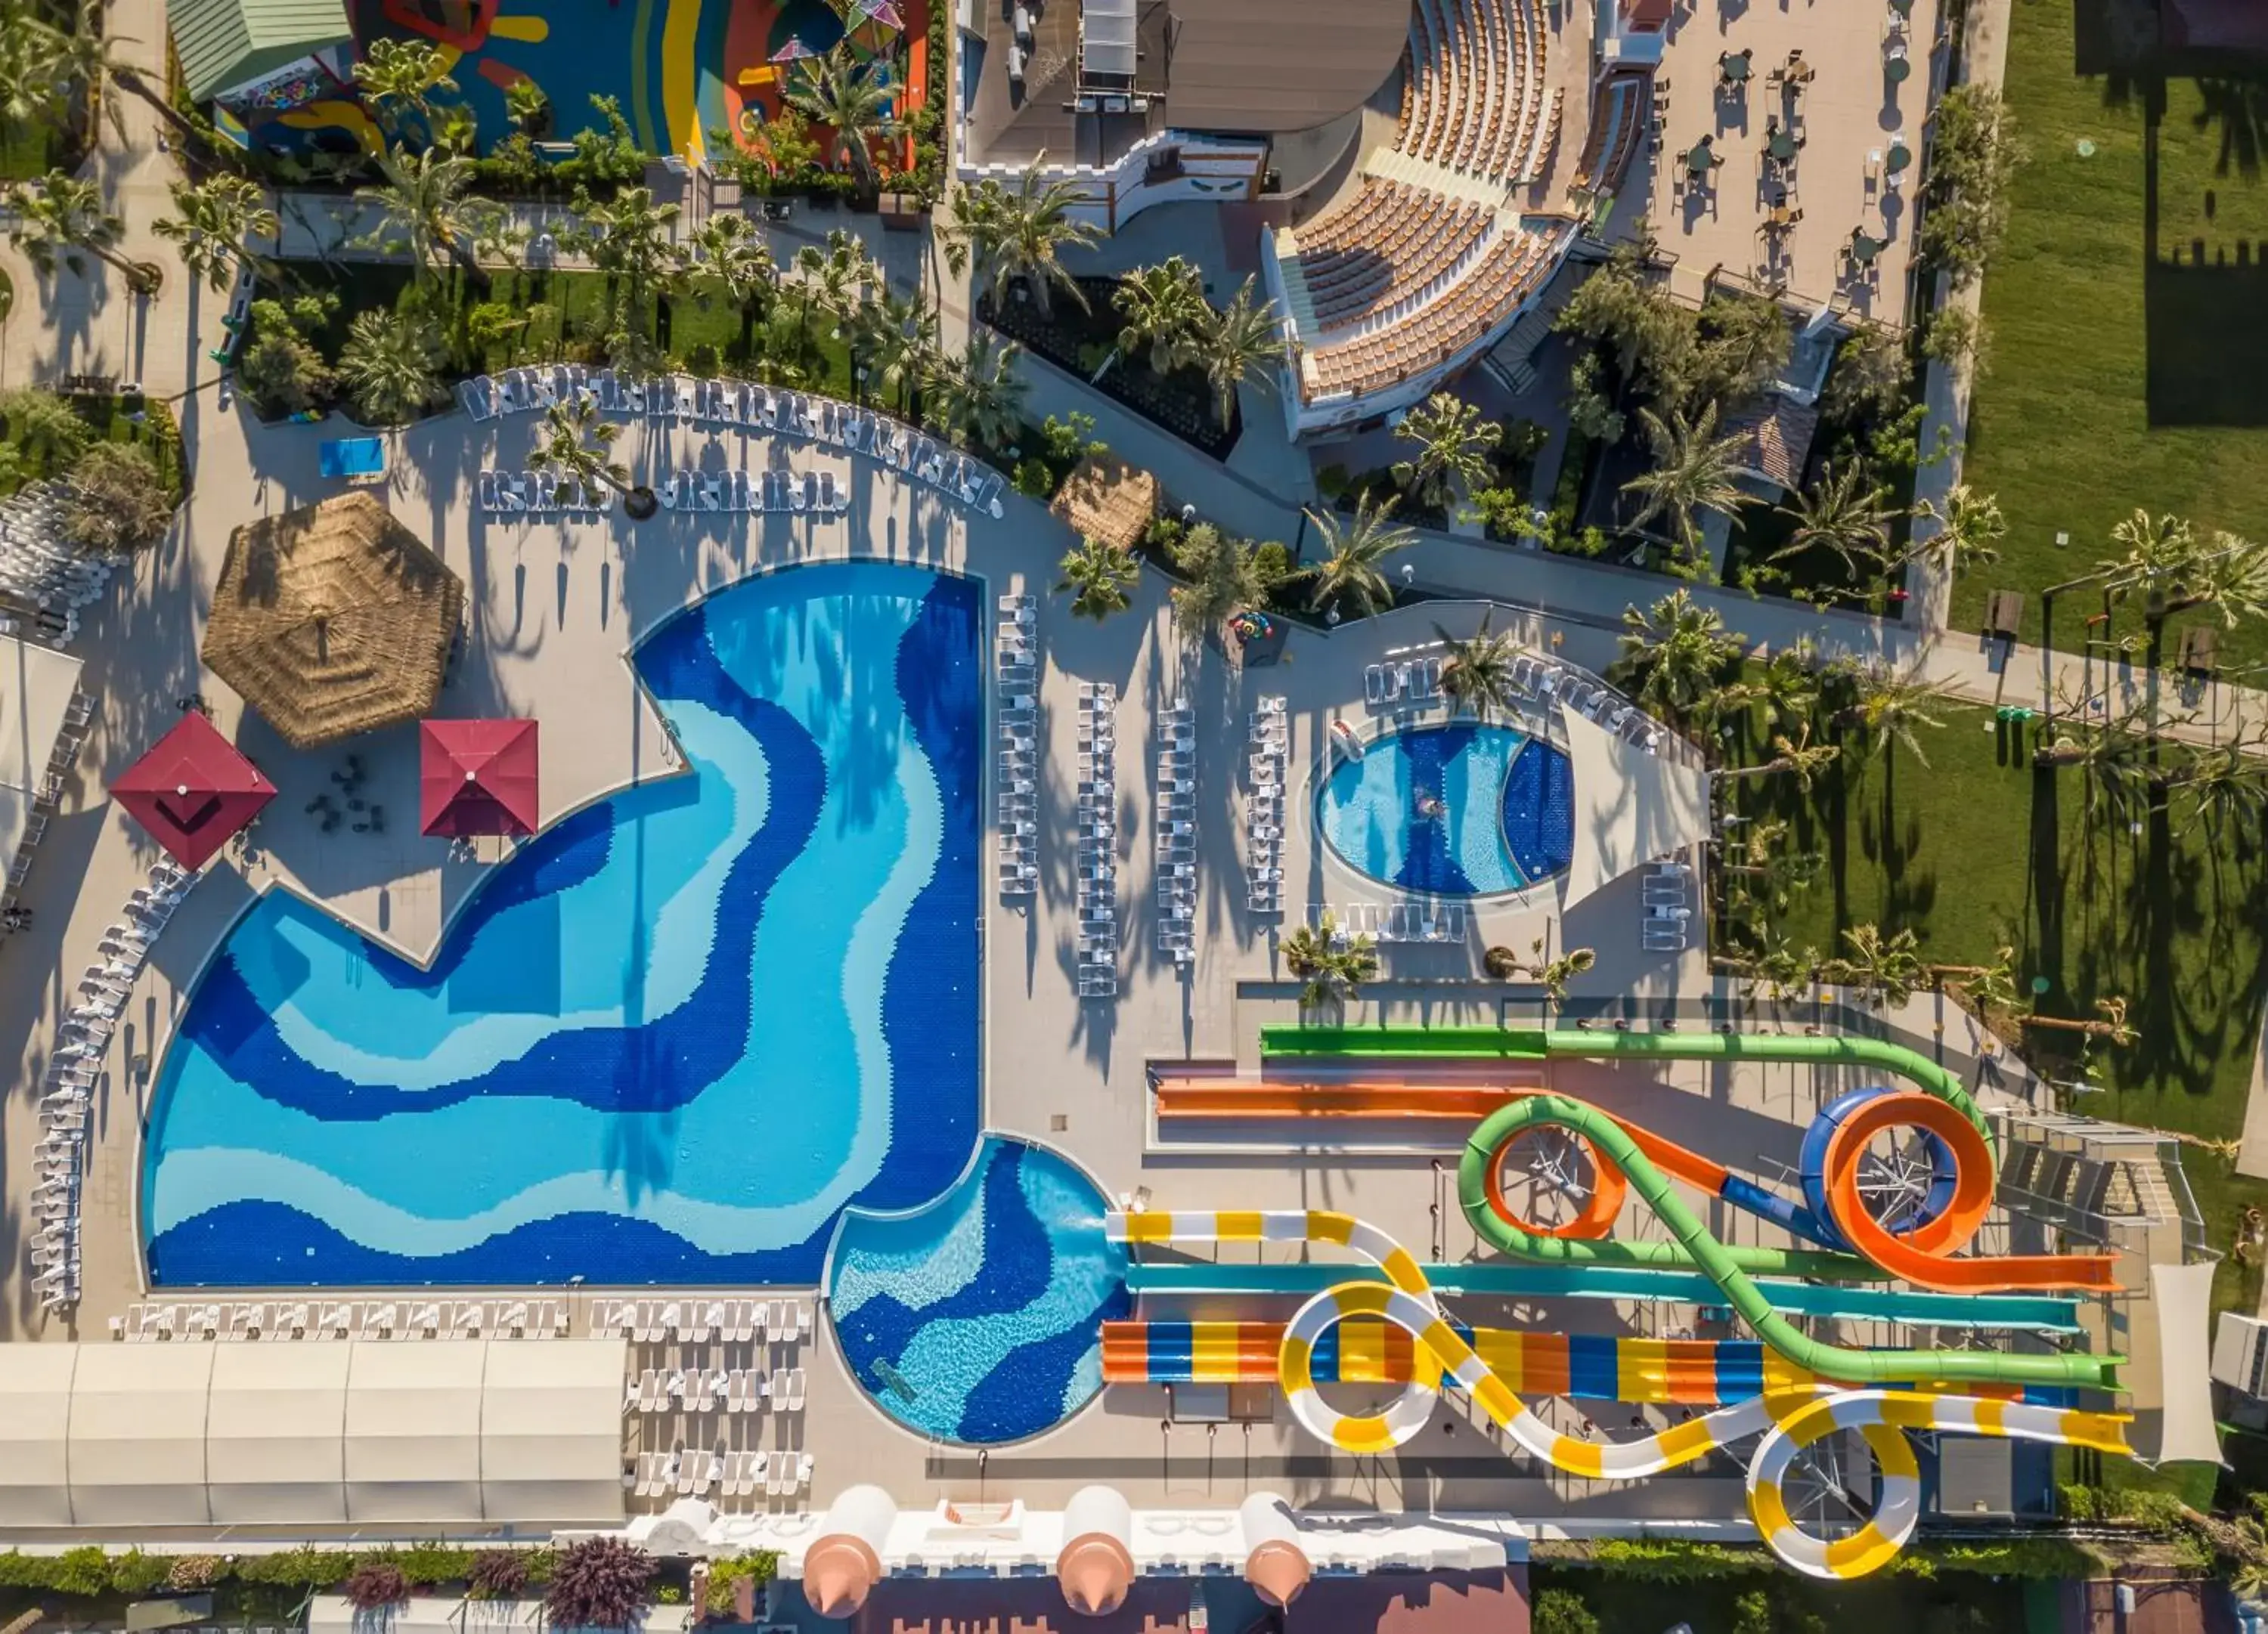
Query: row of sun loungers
658 468 848 515
35 856 187 1311
1316 900 1469 944
116 1297 571 1342
1247 698 1287 914
1077 682 1119 998
1366 657 1445 710
998 594 1040 897
1643 859 1694 953
5 685 91 902
598 1296 810 1345
456 369 1007 518
1155 699 1196 967
0 480 118 619
478 469 613 515
631 1448 813 1502
625 1365 806 1414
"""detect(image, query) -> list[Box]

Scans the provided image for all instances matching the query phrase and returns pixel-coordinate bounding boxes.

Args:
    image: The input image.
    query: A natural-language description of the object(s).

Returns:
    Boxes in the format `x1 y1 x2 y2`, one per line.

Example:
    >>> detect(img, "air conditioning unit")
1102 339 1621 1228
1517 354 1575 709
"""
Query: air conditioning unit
2213 1313 2268 1399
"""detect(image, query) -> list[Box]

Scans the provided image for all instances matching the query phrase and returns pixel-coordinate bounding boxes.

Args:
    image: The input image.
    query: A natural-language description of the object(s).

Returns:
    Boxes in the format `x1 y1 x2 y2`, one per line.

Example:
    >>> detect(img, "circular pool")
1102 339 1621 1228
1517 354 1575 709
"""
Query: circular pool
1315 722 1574 896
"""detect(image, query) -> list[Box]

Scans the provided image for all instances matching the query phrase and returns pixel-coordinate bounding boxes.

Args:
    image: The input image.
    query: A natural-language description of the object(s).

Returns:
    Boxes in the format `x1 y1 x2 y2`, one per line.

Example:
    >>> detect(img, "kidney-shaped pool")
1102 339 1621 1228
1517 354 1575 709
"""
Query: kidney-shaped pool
1316 721 1574 896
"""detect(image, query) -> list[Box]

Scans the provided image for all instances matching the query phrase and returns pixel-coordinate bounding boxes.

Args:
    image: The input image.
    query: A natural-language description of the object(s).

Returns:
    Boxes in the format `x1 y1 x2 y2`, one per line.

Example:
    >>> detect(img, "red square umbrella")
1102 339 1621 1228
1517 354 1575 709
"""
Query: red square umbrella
420 718 539 838
113 711 277 871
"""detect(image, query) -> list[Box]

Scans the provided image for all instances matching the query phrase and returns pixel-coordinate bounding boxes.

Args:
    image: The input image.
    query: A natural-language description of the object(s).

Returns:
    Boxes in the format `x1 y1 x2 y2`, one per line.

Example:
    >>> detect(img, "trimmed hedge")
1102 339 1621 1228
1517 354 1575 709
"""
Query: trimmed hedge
0 1543 558 1599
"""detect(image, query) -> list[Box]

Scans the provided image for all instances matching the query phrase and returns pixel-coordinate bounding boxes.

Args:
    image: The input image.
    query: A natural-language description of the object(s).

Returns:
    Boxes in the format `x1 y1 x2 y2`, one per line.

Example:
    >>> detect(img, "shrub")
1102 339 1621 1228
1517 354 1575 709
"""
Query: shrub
395 1546 475 1587
702 1553 779 1617
53 1546 112 1598
166 1555 225 1592
683 341 723 377
655 1586 683 1605
468 1550 531 1600
237 1545 342 1589
1585 1539 1764 1580
1732 1588 1774 1634
1530 1588 1599 1634
107 1551 172 1596
344 1560 410 1611
545 1538 653 1629
1012 458 1054 498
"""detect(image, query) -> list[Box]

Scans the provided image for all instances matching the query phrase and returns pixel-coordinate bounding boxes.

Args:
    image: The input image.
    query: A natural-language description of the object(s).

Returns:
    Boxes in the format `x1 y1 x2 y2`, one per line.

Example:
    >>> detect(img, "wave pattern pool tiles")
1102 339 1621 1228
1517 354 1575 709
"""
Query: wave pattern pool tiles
143 562 983 1287
1316 723 1575 896
828 1138 1131 1445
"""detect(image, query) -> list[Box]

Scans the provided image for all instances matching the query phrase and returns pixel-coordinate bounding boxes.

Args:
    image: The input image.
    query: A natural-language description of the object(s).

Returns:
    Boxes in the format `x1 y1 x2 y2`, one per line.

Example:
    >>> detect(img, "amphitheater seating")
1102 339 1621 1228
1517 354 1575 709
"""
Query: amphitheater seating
1574 71 1648 196
1304 229 1559 400
1392 0 1549 190
1294 181 1492 332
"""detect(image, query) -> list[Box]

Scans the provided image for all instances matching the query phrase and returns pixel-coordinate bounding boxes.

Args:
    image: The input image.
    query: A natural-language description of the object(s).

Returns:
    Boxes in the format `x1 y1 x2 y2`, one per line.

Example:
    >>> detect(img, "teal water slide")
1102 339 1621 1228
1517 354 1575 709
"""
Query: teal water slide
1258 1026 2121 1389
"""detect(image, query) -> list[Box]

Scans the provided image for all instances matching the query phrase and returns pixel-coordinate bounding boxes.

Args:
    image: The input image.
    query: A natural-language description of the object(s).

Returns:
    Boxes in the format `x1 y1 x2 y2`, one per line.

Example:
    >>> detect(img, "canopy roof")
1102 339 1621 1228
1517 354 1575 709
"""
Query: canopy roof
203 494 464 750
420 718 539 837
1557 701 1712 912
0 1340 625 1527
169 0 352 103
112 710 277 869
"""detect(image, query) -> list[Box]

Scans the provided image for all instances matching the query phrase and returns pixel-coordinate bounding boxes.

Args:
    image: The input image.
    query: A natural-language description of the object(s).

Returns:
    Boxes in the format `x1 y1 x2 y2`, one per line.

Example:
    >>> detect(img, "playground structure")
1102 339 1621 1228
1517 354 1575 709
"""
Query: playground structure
1108 1026 2143 1580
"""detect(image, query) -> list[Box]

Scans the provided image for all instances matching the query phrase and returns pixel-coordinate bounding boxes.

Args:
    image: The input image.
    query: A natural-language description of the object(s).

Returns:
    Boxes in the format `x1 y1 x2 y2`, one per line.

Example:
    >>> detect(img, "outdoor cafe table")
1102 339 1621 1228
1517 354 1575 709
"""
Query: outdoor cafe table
1687 137 1717 175
1767 129 1797 162
1885 48 1911 82
1720 50 1752 82
1885 137 1913 174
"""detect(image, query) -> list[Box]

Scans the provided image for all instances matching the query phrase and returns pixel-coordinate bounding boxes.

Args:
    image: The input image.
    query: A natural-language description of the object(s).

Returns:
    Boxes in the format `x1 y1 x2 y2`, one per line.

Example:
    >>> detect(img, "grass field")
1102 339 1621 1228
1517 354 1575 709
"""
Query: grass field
1724 692 2268 1311
1957 0 2268 665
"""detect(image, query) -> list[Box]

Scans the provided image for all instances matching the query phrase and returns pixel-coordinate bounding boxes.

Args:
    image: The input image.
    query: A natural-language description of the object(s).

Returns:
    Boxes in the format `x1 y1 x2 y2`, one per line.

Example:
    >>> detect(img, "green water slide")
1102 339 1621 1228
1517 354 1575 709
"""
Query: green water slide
1259 1025 2118 1389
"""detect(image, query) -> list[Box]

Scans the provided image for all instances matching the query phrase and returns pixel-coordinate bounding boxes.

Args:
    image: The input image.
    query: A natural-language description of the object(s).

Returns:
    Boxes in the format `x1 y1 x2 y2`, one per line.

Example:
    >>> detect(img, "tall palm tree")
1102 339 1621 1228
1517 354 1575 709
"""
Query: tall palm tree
689 212 776 361
352 37 457 137
1615 589 1744 730
1279 912 1380 1010
1392 391 1502 515
338 308 446 426
943 155 1102 319
1823 923 1926 1007
355 146 486 289
1112 256 1208 376
1718 723 1840 793
2097 507 2196 595
1620 403 1752 559
1913 484 2006 577
927 331 1027 453
1727 638 1818 731
1055 535 1141 621
43 0 138 144
528 394 655 517
154 174 278 292
1296 494 1414 620
2177 530 2268 628
1771 461 1901 577
1843 664 1956 766
0 11 63 141
5 170 158 292
1192 275 1286 425
792 228 872 343
856 286 937 415
783 43 902 187
1435 613 1519 720
578 184 682 317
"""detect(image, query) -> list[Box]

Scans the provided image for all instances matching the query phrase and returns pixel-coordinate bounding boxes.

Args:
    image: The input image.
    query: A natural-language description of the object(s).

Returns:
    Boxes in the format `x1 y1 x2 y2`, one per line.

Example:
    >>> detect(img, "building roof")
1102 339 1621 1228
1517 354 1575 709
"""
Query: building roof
1161 0 1408 133
169 0 352 102
1725 395 1820 494
0 1340 626 1527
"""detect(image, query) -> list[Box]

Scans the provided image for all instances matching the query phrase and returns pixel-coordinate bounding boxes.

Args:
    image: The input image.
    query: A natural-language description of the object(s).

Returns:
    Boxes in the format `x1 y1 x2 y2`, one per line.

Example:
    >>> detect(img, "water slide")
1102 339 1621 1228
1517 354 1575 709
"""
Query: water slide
1121 1258 2087 1332
1107 1207 2130 1579
1258 1026 2118 1293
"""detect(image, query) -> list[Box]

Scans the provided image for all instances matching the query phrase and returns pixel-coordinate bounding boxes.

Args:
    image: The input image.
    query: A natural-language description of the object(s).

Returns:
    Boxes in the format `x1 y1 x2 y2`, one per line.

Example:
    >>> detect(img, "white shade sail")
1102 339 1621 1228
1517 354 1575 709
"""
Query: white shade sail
1556 701 1712 912
2 1341 626 1527
2149 1261 2224 1467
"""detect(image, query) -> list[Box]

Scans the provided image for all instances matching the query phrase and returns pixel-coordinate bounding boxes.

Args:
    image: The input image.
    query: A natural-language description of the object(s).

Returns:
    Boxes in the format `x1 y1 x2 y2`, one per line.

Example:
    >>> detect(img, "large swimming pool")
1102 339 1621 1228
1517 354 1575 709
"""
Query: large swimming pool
1317 722 1574 896
143 562 983 1286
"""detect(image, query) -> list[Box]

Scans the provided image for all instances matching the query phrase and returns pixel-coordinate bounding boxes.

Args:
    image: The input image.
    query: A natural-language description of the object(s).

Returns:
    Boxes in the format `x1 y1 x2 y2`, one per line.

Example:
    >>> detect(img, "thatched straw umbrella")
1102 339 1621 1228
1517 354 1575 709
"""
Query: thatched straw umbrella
202 493 466 750
1049 456 1160 551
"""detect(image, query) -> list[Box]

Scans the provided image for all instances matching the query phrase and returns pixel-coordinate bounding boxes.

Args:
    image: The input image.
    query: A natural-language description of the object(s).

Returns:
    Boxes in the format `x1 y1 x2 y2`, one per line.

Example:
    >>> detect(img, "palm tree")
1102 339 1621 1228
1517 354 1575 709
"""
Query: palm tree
1055 535 1141 621
791 228 872 344
1727 638 1819 731
1112 256 1208 376
1279 913 1380 1010
928 331 1027 453
2172 738 2268 838
1192 275 1286 426
955 156 1103 320
1771 461 1900 577
689 212 776 360
1843 664 1957 766
2097 508 2197 597
352 37 457 137
1913 484 2006 577
2021 995 2136 1050
154 174 278 292
1615 589 1745 730
1927 944 2017 1017
1295 494 1414 620
2177 530 2268 628
1480 940 1597 1002
783 44 903 187
1392 392 1502 515
43 1 139 144
1435 613 1519 719
1718 723 1840 792
355 146 487 289
6 170 158 292
1620 403 1752 559
578 184 682 318
0 10 62 141
528 394 655 518
1823 923 1926 1007
338 309 446 426
857 286 937 416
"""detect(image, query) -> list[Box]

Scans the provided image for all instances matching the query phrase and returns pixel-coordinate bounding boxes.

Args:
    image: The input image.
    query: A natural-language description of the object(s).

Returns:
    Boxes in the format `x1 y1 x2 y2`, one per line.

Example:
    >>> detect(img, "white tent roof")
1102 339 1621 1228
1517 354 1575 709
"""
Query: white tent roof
0 1345 76 1525
70 1345 214 1526
0 635 83 880
210 1342 350 1524
1556 701 1712 911
2 1341 627 1528
2149 1261 2224 1466
479 1340 626 1522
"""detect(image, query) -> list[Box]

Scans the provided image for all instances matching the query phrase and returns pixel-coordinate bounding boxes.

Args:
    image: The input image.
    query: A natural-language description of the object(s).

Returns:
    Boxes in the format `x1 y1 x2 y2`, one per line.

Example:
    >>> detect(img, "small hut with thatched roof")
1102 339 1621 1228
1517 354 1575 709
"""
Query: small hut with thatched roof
202 493 466 750
1049 456 1160 551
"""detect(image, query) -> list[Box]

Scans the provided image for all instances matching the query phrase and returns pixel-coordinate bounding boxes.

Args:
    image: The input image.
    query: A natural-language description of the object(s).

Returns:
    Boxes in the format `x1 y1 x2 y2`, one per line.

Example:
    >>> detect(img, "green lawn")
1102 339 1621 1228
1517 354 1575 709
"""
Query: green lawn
1724 692 2268 1311
1957 0 2268 665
